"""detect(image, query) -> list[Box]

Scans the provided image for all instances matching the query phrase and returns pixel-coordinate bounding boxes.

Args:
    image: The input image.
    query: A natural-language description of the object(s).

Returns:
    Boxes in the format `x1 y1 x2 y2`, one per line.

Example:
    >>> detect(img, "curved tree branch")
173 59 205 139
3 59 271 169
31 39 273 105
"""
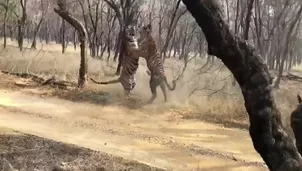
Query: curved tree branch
181 0 302 170
54 0 88 88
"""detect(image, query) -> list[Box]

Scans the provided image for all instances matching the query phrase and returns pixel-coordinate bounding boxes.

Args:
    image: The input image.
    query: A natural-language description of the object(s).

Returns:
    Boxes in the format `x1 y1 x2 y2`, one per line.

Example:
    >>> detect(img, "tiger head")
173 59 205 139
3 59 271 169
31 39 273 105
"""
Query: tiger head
124 25 137 42
138 23 152 42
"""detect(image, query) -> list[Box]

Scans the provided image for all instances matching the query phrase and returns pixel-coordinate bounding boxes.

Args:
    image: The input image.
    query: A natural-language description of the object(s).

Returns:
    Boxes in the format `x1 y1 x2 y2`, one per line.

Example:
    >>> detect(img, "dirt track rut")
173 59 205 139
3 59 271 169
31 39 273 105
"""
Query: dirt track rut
0 89 267 171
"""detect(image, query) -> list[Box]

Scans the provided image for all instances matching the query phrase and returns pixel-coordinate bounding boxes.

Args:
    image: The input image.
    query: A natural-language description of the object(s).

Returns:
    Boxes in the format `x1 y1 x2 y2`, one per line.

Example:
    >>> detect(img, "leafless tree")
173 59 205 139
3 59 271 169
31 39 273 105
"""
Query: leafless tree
18 0 27 51
54 0 88 88
0 0 10 48
30 0 48 49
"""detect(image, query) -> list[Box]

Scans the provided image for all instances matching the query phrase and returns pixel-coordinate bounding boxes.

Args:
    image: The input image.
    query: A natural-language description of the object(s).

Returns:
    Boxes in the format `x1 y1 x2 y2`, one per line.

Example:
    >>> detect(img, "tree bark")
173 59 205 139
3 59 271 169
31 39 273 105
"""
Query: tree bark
31 17 43 49
45 22 50 44
116 32 126 75
18 0 27 52
61 19 66 54
73 28 77 50
2 0 9 48
54 0 88 88
243 0 255 40
181 0 302 170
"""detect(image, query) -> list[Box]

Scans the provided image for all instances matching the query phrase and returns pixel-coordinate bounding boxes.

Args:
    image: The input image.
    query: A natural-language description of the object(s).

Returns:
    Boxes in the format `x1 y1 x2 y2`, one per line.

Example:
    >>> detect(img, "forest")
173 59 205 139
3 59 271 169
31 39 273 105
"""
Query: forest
0 0 302 170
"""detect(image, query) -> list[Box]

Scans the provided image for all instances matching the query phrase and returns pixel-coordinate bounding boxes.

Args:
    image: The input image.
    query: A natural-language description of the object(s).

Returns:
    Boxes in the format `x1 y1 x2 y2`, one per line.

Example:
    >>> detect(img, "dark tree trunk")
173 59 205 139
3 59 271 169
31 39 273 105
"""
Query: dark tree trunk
18 20 24 51
45 22 50 44
115 34 126 76
113 29 122 62
9 27 13 41
3 0 9 48
182 0 302 170
243 0 255 40
61 19 66 54
55 0 88 88
31 17 43 49
73 28 77 50
288 49 293 70
107 44 111 62
18 0 27 52
234 0 240 34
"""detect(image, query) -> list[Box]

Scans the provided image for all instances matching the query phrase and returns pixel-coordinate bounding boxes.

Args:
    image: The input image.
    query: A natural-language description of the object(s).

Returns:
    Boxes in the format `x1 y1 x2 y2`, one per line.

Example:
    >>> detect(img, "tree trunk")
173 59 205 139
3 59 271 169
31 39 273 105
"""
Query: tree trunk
61 19 66 54
234 0 240 34
168 34 176 58
18 20 24 51
288 49 293 70
113 29 122 61
54 0 88 88
45 22 50 44
182 0 302 170
243 0 255 40
8 27 13 41
100 43 107 58
179 21 188 60
116 35 125 75
18 0 27 52
73 28 77 50
3 0 9 48
31 17 43 49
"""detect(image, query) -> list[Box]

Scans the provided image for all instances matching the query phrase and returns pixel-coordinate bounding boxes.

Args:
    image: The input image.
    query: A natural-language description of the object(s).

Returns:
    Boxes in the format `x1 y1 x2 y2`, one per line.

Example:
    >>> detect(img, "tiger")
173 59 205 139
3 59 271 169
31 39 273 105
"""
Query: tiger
136 23 176 104
291 94 302 155
89 25 141 100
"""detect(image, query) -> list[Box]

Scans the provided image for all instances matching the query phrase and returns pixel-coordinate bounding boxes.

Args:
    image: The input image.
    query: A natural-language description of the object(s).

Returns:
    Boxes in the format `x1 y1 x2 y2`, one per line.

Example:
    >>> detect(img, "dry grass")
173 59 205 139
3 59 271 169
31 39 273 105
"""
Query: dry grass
0 133 163 171
0 39 301 134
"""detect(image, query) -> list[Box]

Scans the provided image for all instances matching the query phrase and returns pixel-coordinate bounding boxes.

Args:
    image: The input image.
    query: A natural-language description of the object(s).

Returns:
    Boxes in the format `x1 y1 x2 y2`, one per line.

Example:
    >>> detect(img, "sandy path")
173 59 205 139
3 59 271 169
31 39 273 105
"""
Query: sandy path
0 89 267 171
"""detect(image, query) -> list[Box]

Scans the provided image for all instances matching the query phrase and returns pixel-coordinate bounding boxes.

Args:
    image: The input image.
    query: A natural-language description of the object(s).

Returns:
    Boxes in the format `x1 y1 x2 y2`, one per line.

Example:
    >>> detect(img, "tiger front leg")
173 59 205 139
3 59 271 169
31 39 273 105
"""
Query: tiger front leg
127 45 145 58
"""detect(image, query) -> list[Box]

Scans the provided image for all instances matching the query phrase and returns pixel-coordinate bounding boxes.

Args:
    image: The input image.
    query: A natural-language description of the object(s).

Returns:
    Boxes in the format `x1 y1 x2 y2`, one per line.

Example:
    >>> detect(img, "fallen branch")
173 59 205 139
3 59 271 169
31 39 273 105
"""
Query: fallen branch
1 71 74 89
1 71 45 82
282 72 302 81
41 77 74 89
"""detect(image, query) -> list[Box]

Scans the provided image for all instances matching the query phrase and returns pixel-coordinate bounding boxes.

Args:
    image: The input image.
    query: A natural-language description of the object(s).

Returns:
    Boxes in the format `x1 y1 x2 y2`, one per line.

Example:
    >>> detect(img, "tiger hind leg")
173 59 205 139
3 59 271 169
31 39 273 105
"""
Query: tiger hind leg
147 81 158 104
160 81 167 102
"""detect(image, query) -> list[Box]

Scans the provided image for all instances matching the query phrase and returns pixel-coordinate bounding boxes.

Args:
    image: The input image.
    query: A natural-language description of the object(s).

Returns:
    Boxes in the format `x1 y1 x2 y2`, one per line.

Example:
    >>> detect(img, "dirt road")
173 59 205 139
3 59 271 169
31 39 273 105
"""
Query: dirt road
0 89 267 171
